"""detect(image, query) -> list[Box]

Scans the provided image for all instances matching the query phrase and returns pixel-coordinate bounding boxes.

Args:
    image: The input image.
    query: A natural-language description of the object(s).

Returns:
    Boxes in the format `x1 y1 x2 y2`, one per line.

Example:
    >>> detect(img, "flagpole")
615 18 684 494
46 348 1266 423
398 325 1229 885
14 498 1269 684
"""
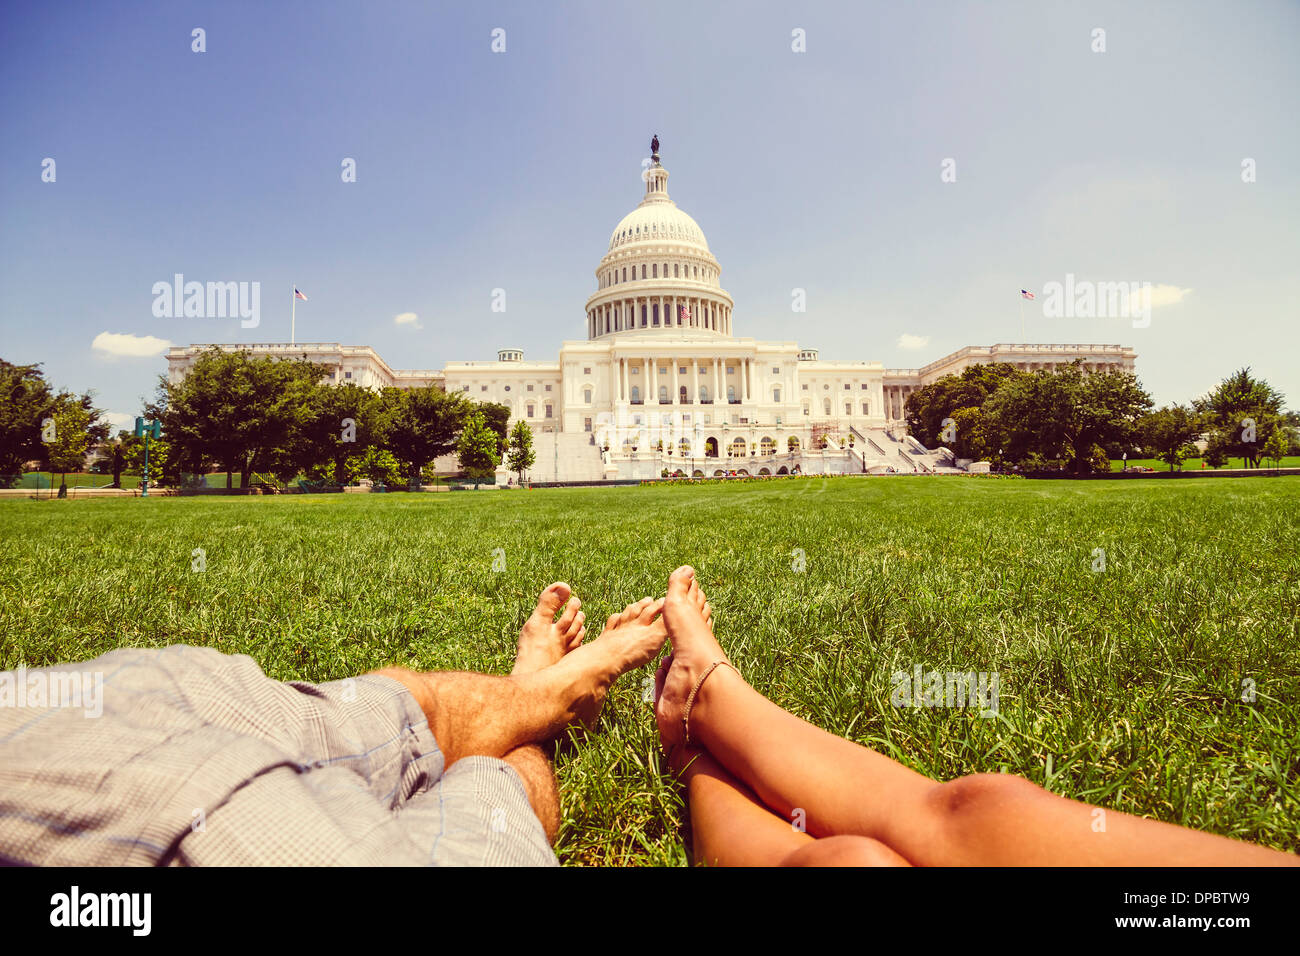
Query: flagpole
1019 294 1025 343
291 284 296 345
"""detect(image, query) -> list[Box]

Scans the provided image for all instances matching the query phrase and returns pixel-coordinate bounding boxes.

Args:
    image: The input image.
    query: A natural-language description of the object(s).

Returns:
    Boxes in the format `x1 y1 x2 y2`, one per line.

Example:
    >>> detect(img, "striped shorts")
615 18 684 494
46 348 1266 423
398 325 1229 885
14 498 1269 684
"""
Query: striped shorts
0 645 557 866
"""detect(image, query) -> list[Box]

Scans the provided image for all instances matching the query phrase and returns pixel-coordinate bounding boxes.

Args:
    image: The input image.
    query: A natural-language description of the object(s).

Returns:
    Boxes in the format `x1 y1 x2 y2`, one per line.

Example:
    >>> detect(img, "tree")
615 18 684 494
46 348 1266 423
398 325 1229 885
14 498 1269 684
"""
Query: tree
0 360 54 486
380 385 468 486
161 348 326 489
479 402 511 457
345 446 402 486
1262 426 1288 470
1139 404 1201 471
457 410 500 489
505 419 536 484
295 382 380 485
43 401 98 497
91 432 128 487
984 362 1151 474
1194 368 1286 469
905 363 1025 450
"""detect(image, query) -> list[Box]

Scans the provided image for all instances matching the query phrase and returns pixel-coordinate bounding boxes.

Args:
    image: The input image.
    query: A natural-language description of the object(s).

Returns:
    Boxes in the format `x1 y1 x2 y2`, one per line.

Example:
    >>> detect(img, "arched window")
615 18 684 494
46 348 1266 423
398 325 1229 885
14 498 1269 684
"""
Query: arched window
674 263 679 277
773 388 781 403
823 398 832 415
641 264 646 279
727 385 736 403
679 385 688 404
787 436 801 451
678 438 691 457
659 385 668 403
652 264 658 278
622 267 627 282
760 436 775 455
845 403 852 416
730 438 746 457
699 385 709 403
705 437 719 458
628 385 638 404
584 387 594 403
527 403 535 418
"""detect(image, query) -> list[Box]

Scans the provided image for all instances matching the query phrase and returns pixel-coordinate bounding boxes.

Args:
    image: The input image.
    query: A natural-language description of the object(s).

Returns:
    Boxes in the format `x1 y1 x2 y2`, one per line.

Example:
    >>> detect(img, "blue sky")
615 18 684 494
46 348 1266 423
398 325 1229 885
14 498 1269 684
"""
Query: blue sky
1 0 1296 428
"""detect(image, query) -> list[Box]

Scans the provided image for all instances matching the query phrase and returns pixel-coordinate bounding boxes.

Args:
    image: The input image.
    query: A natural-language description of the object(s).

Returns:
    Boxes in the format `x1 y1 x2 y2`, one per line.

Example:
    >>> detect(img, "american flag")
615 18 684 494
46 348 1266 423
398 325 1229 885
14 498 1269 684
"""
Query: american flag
295 288 308 300
1020 289 1035 300
679 305 691 322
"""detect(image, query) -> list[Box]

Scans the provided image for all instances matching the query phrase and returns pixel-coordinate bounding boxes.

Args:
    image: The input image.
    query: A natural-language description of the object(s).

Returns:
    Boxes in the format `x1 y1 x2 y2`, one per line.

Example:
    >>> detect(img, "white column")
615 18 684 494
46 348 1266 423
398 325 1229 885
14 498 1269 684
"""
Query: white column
714 357 722 407
690 358 698 402
648 356 656 404
671 359 680 405
742 358 749 402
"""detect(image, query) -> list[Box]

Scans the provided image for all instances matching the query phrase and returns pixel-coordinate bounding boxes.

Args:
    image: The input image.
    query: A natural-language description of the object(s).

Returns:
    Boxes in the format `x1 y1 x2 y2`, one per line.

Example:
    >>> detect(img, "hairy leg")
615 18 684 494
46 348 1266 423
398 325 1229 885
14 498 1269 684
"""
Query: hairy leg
376 591 667 768
656 566 1298 867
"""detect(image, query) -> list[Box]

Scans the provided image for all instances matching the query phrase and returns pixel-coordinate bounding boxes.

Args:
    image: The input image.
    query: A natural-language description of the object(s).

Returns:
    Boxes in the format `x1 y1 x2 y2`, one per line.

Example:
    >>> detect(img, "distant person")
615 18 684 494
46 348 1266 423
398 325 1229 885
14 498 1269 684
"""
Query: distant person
0 585 668 866
652 566 1298 866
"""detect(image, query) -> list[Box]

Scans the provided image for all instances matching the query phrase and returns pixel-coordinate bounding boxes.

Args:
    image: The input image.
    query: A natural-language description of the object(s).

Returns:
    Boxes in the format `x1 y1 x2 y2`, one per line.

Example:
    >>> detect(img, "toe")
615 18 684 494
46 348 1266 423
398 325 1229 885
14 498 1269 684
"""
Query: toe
536 582 571 619
641 597 666 622
557 597 581 632
607 613 620 630
667 566 695 601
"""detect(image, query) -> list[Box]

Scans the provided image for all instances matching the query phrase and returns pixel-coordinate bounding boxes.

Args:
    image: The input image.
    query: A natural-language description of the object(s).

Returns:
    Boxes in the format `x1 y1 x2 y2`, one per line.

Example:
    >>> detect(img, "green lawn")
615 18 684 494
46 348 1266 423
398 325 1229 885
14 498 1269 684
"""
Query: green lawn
1 476 1297 865
1109 456 1300 472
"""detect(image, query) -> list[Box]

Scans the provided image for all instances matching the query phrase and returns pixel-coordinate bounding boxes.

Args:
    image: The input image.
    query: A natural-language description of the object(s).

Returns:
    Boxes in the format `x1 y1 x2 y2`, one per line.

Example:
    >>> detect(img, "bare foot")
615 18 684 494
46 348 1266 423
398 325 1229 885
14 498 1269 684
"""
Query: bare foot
654 566 734 758
548 596 667 727
512 583 586 676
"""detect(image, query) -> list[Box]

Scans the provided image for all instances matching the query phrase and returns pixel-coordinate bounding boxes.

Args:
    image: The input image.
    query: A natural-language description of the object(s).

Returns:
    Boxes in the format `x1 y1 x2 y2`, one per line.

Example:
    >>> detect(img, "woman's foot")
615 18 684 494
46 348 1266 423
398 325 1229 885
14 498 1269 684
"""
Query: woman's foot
654 566 735 756
512 583 586 675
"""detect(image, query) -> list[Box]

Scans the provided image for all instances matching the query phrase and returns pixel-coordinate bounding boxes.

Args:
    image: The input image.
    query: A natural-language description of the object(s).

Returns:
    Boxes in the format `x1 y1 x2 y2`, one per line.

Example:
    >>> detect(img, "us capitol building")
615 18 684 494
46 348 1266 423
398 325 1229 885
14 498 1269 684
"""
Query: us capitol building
167 138 1136 482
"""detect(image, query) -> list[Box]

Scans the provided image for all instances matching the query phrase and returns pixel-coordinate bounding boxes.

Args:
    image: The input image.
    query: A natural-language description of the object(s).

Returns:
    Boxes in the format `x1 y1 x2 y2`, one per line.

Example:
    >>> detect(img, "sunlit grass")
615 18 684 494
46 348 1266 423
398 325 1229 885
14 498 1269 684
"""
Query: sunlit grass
1 475 1297 864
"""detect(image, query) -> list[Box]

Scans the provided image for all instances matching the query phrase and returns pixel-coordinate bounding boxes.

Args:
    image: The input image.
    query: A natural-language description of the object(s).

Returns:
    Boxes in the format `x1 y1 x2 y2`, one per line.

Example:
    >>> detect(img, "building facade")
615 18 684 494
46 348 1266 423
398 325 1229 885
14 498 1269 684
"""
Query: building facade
167 143 1136 481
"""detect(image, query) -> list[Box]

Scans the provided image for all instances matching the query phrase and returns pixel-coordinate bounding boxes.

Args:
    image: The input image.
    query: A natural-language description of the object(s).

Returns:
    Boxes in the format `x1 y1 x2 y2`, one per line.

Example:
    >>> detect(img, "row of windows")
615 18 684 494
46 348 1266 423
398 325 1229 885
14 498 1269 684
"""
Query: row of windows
600 261 716 288
802 400 872 416
591 301 726 332
619 436 804 456
801 382 872 391
462 383 553 393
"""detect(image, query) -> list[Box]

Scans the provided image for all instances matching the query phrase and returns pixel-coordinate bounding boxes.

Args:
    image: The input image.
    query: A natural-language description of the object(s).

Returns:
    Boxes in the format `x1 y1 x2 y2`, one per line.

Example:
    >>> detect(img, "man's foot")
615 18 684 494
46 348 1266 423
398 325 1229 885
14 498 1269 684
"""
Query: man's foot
512 583 586 675
654 566 735 757
546 596 667 727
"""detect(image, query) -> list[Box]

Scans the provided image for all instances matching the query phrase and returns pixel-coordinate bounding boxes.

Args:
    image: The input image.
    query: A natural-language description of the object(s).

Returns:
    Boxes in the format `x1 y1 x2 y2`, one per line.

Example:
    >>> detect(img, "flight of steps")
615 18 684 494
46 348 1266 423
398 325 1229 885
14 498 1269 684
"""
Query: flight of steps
849 427 959 474
527 430 606 482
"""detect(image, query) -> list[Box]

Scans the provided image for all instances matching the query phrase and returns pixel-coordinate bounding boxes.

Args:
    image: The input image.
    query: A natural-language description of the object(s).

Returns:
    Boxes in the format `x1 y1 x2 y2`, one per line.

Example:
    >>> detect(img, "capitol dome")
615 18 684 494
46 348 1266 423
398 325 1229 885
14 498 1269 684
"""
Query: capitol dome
585 138 734 340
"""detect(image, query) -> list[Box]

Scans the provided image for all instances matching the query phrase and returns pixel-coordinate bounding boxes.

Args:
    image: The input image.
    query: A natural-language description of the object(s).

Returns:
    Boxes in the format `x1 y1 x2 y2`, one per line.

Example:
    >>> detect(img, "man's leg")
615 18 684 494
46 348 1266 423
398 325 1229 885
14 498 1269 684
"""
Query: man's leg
656 566 1298 867
376 589 667 812
501 582 586 843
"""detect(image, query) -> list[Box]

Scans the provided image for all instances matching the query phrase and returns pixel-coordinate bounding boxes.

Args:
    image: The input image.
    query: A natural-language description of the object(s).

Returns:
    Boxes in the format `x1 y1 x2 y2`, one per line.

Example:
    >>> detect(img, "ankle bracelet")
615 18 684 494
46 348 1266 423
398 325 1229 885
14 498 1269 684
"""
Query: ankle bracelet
683 660 738 746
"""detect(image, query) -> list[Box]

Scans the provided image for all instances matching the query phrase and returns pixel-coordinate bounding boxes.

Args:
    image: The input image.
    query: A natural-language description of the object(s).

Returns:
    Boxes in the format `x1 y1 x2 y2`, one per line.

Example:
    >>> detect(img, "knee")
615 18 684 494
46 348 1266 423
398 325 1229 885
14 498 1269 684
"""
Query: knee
780 835 911 867
927 772 1042 823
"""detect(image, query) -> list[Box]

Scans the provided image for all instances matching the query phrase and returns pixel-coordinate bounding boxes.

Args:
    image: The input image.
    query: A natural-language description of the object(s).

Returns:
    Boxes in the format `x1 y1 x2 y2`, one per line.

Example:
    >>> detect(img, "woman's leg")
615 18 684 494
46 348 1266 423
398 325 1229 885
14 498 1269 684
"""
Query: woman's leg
672 747 817 866
655 566 1297 867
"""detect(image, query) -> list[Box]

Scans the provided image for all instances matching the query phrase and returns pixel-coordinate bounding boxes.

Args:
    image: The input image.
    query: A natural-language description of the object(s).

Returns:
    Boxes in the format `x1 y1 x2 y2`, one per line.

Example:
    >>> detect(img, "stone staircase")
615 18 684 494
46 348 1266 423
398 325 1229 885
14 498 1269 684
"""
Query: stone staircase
527 430 606 482
848 427 958 473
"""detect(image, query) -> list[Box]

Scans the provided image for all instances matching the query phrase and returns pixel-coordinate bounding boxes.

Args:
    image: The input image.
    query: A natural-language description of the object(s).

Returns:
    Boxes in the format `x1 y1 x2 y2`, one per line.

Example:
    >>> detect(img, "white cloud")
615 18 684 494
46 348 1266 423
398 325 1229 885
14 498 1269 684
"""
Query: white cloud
394 312 423 330
897 333 930 350
104 411 136 433
92 331 172 358
1134 285 1192 310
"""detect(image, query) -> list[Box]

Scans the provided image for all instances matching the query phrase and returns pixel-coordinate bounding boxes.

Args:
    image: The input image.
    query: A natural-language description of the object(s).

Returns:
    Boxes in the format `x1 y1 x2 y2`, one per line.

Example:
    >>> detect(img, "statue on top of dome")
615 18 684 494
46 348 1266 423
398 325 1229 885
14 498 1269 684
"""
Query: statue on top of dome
651 134 659 159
